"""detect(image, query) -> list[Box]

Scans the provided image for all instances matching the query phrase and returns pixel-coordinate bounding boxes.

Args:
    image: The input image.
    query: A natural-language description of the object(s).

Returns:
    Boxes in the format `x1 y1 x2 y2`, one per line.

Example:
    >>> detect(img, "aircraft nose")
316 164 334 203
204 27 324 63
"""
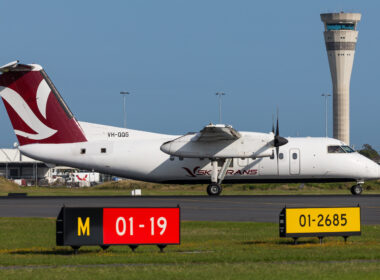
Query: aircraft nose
361 159 380 180
370 162 380 180
371 162 380 179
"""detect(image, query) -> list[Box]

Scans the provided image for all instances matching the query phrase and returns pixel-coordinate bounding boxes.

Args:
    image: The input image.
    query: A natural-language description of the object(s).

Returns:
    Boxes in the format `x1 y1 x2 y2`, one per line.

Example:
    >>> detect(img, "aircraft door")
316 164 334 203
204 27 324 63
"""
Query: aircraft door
289 149 300 175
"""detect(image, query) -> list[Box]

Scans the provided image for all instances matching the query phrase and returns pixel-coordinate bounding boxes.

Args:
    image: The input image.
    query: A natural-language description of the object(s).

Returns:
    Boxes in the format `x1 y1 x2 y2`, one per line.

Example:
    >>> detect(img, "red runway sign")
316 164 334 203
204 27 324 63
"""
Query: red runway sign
103 208 180 245
56 207 180 251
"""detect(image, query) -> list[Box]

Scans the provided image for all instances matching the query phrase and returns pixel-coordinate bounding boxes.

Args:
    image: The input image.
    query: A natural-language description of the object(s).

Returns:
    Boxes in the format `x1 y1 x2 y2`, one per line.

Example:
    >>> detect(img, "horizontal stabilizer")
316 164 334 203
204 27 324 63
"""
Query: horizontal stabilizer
0 61 36 73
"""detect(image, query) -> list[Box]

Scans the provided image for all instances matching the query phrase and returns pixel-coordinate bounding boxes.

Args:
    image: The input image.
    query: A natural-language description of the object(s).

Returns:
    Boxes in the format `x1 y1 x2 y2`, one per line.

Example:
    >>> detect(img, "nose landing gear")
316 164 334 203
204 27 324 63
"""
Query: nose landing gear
351 184 363 195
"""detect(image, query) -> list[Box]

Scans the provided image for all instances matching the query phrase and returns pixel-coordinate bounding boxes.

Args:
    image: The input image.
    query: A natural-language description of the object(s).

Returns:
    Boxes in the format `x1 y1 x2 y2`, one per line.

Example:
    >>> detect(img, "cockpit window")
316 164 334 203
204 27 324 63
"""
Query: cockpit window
328 145 345 153
328 145 355 153
341 146 355 153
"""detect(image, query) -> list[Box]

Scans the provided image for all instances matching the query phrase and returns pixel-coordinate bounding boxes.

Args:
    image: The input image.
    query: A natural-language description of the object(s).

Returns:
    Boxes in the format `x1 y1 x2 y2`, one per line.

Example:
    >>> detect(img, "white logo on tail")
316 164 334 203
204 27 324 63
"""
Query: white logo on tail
0 80 57 140
36 79 51 119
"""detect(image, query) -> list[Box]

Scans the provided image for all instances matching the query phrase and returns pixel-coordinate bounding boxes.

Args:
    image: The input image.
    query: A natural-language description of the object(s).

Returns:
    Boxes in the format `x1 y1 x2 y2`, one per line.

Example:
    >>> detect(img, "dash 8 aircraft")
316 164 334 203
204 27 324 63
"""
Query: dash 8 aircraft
0 61 379 195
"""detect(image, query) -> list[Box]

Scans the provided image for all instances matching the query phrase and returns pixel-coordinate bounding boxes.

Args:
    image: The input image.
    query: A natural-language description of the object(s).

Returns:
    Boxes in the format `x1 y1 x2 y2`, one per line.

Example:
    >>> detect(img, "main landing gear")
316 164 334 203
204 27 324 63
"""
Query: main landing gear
206 158 232 196
351 184 363 195
207 183 222 196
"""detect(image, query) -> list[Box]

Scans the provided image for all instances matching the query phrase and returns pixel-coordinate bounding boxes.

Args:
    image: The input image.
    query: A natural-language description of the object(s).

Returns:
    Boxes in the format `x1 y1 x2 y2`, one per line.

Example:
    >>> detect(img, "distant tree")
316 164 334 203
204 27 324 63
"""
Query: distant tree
358 144 380 161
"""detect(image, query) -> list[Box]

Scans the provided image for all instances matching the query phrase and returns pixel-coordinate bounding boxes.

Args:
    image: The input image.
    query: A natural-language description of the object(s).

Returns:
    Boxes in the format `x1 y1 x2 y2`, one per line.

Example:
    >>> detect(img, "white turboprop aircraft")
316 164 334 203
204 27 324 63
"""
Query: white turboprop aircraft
0 61 379 196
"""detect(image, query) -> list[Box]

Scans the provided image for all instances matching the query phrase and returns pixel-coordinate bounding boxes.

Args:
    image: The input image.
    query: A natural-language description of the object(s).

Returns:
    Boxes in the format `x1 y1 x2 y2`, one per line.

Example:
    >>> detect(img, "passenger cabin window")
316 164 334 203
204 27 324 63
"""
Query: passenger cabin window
328 146 345 153
101 148 106 153
279 153 284 160
80 148 86 154
292 153 297 160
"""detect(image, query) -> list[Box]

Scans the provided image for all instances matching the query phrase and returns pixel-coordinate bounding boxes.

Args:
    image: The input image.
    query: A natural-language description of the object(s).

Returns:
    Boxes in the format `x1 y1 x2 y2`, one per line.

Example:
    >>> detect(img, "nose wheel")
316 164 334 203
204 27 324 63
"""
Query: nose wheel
351 184 363 195
207 183 222 196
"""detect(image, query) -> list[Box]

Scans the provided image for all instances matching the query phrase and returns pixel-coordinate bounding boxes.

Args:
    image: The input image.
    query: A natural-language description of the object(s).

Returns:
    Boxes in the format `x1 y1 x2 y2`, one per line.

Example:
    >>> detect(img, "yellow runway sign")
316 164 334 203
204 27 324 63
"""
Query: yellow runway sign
280 207 361 238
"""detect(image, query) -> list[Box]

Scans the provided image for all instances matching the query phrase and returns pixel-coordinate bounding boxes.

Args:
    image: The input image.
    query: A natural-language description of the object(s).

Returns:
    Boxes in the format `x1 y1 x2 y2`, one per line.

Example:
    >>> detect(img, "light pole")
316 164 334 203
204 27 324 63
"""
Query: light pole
321 93 331 137
215 92 226 124
120 91 130 128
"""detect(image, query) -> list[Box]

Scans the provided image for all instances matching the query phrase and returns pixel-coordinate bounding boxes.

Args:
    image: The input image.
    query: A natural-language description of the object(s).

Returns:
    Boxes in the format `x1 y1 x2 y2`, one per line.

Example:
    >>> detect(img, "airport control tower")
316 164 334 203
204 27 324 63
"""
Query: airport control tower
321 12 361 145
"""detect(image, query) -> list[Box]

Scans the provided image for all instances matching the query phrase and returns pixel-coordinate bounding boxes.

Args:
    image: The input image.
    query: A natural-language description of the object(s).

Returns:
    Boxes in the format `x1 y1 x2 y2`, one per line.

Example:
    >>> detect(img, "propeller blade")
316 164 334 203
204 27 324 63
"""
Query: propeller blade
276 146 279 176
276 108 279 137
273 108 284 176
272 108 288 148
272 114 275 134
276 118 279 137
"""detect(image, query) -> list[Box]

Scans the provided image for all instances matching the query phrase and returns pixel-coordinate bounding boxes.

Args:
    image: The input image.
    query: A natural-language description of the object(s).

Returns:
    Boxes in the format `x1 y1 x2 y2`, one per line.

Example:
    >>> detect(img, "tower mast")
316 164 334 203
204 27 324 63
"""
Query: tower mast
320 12 361 145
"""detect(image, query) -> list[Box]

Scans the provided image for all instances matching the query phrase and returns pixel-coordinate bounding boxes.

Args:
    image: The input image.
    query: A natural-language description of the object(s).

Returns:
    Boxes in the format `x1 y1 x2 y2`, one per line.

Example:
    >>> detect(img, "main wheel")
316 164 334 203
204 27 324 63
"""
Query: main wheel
207 183 222 196
351 184 362 195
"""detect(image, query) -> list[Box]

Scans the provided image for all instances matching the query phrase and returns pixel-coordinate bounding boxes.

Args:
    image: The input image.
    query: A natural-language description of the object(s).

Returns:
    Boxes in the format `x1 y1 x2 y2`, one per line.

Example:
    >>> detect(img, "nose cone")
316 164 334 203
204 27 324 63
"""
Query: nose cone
366 160 380 180
371 161 380 179
354 154 380 180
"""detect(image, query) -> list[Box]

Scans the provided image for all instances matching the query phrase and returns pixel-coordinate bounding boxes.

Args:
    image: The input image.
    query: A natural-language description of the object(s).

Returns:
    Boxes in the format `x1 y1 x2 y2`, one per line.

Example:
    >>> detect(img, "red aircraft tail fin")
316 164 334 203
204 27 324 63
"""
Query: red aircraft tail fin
0 61 87 146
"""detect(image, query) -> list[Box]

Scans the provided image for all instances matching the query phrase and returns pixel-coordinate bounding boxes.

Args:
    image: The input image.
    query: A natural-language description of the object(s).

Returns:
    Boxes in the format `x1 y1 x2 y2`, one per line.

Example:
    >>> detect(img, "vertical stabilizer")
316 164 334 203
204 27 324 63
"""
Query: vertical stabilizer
0 61 87 146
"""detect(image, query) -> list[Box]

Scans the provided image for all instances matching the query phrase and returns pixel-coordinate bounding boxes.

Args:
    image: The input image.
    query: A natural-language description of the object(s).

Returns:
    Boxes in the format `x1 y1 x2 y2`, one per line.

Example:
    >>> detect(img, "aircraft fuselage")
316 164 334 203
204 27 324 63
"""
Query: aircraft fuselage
19 122 380 185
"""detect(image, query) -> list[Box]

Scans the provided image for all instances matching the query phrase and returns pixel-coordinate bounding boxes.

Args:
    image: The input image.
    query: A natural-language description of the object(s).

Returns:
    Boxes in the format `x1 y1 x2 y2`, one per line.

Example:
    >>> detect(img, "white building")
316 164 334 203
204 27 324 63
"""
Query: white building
0 148 49 183
0 148 109 186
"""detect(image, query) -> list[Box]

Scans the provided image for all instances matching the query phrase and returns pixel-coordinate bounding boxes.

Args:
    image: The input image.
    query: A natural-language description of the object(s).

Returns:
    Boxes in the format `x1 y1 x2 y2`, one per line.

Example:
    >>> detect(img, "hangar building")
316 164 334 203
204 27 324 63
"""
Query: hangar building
0 148 49 183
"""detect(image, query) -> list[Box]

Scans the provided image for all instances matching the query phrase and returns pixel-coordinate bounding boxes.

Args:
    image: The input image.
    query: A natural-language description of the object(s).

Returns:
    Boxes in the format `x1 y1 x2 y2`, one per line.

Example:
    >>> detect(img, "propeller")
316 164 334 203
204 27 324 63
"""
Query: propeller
271 109 288 175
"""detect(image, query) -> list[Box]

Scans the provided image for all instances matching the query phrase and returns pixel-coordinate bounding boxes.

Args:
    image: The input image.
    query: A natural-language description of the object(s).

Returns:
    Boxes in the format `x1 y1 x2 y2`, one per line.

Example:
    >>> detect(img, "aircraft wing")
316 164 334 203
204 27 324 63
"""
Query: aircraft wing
160 124 274 159
192 124 241 142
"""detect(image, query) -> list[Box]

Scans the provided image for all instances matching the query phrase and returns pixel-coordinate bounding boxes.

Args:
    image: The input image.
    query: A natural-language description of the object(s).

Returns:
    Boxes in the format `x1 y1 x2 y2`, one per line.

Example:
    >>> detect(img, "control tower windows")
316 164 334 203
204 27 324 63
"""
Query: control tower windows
327 24 355 30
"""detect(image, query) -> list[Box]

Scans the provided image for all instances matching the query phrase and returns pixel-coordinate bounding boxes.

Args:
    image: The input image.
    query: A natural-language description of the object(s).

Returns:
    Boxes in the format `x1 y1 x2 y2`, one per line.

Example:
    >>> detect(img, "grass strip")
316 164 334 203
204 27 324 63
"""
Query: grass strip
0 218 379 279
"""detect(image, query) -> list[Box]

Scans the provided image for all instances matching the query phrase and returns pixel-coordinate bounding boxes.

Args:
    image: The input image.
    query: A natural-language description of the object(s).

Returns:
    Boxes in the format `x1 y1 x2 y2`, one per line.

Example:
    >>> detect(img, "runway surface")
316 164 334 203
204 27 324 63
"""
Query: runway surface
0 195 379 224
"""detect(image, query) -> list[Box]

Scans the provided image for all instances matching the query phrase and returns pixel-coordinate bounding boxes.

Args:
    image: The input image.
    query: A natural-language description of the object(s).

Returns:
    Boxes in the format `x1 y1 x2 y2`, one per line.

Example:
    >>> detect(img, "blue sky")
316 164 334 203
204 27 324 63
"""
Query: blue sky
0 1 378 150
